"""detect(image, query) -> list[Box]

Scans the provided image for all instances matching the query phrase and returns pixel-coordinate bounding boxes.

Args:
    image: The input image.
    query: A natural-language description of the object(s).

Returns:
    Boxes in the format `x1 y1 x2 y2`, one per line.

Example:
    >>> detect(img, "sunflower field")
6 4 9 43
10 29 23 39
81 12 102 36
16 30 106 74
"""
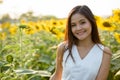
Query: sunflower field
0 9 120 80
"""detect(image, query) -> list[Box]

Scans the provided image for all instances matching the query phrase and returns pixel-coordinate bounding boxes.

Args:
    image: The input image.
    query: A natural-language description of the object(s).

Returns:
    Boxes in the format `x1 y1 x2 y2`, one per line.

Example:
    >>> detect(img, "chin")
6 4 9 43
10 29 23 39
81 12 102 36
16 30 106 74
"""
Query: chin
76 36 86 40
77 38 86 41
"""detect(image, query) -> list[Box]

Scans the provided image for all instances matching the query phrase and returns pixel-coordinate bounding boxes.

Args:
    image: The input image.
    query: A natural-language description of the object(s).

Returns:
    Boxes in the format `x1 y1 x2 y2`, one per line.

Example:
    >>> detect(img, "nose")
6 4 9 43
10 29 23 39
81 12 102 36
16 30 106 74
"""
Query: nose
76 24 82 30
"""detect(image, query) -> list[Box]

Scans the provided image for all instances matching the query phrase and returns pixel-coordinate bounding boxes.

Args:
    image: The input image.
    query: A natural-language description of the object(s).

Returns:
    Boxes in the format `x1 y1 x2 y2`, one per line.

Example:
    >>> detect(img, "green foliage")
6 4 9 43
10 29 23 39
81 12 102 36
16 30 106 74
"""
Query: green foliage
0 29 60 79
114 70 120 80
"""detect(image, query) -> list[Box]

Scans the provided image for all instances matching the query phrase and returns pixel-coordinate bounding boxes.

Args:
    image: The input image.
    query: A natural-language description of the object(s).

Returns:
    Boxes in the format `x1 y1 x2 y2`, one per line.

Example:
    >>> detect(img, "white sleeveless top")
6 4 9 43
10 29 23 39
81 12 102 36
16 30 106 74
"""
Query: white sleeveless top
62 44 104 80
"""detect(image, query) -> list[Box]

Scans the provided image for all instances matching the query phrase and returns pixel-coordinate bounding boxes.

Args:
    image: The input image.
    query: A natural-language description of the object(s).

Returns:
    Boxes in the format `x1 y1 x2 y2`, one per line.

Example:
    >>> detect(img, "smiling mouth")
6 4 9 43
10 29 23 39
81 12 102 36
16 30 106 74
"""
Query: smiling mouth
76 30 86 35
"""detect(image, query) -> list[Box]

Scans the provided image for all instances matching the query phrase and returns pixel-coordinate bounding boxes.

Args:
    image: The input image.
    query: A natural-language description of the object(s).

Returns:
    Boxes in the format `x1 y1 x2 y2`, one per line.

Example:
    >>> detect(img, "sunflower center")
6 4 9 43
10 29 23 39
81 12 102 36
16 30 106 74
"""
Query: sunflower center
103 22 111 27
119 35 120 39
118 13 120 16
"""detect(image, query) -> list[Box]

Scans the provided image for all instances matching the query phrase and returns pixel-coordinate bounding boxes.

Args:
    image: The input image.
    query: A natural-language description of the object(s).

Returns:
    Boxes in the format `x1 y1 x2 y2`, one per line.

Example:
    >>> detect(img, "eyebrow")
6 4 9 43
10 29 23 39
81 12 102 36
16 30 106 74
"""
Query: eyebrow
79 18 86 21
71 18 86 23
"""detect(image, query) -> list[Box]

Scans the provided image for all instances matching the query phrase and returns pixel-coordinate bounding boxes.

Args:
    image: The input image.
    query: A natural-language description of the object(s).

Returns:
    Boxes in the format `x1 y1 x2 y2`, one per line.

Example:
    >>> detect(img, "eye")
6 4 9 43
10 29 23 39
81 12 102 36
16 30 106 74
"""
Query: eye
71 23 76 27
80 21 86 24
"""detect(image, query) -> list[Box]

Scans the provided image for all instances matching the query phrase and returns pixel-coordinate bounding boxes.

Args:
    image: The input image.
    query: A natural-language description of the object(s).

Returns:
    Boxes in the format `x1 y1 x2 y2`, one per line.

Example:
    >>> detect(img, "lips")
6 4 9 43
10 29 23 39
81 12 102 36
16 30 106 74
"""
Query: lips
76 30 86 36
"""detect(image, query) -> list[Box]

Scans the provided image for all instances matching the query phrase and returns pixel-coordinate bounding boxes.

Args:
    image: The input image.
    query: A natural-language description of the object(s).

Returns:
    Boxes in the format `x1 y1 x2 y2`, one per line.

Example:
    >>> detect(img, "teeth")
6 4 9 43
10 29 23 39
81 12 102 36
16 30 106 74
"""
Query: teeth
78 31 84 34
78 32 82 34
77 30 85 35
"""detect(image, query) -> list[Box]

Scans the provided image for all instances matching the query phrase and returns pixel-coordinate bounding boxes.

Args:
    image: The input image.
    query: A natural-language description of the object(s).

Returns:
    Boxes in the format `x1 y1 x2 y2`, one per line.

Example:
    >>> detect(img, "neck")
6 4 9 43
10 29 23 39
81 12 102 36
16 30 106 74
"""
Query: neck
77 39 95 47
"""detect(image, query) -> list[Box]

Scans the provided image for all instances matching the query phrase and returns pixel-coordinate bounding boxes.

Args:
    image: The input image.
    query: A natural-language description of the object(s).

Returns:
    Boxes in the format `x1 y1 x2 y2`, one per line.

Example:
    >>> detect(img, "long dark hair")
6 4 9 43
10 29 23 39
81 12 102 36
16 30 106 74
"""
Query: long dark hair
64 5 102 62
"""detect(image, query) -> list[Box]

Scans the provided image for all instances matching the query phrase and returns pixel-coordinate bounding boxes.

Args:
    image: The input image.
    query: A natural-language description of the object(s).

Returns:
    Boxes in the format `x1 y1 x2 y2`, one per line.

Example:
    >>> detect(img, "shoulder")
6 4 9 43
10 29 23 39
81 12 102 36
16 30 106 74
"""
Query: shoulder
57 41 68 51
104 46 112 56
57 41 68 57
103 46 112 59
97 44 112 56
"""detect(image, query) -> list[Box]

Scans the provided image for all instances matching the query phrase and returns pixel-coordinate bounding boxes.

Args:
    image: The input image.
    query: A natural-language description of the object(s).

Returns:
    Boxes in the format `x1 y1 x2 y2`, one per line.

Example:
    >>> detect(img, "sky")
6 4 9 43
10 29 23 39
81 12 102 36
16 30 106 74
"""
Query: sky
0 0 120 18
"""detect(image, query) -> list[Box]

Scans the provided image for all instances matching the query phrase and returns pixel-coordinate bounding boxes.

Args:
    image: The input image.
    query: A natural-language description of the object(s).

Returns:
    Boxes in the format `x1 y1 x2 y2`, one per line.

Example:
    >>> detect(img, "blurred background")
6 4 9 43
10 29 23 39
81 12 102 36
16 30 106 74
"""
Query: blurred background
0 0 120 80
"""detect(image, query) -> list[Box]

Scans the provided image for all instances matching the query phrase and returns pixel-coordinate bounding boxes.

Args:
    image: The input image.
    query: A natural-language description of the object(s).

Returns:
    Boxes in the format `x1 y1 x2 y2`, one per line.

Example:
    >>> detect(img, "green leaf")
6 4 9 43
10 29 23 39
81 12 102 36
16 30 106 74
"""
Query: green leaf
112 50 120 60
0 61 4 67
1 66 10 72
28 75 41 80
111 50 120 72
14 69 51 77
114 70 120 80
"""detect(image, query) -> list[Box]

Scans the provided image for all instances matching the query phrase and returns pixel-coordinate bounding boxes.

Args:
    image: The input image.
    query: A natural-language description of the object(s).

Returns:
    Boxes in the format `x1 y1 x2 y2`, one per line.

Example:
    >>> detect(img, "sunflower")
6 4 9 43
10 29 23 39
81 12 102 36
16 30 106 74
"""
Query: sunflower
97 18 116 31
9 25 18 35
94 15 102 22
0 32 6 40
1 22 11 29
20 19 27 24
111 9 120 23
112 9 120 17
114 32 120 43
24 27 36 35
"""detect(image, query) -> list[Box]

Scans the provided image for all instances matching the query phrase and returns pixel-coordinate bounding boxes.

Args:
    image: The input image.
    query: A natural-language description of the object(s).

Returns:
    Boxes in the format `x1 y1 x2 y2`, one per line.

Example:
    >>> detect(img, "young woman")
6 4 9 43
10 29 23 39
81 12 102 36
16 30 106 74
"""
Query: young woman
49 5 112 80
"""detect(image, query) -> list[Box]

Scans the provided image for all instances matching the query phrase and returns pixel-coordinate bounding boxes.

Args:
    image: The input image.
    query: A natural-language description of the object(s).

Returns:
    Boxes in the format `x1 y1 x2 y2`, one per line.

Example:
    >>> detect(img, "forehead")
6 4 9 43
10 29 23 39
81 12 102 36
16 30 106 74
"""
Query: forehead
71 13 86 22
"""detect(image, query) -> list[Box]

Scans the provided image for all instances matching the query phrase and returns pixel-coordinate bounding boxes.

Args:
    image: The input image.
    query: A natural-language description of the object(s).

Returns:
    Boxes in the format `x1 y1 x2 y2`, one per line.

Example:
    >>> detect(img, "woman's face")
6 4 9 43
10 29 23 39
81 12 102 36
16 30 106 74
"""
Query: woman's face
71 13 92 41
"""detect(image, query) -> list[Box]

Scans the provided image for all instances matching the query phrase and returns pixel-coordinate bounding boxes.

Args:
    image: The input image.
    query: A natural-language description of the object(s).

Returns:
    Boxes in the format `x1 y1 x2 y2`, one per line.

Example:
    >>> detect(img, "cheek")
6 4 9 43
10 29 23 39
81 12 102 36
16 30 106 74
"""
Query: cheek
86 24 92 31
89 26 92 32
84 24 92 35
88 26 92 35
71 27 75 33
89 26 92 31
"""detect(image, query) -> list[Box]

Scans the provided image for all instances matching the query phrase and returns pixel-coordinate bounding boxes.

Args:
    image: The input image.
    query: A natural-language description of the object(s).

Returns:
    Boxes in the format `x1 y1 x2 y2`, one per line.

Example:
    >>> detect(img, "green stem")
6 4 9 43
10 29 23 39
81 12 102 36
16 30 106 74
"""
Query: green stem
108 31 112 49
19 28 22 54
0 40 2 54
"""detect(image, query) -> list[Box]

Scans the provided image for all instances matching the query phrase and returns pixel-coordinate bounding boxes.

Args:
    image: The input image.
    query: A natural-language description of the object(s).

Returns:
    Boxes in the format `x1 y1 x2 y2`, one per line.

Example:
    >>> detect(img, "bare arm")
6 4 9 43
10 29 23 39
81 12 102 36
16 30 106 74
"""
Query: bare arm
96 47 112 80
49 42 65 80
